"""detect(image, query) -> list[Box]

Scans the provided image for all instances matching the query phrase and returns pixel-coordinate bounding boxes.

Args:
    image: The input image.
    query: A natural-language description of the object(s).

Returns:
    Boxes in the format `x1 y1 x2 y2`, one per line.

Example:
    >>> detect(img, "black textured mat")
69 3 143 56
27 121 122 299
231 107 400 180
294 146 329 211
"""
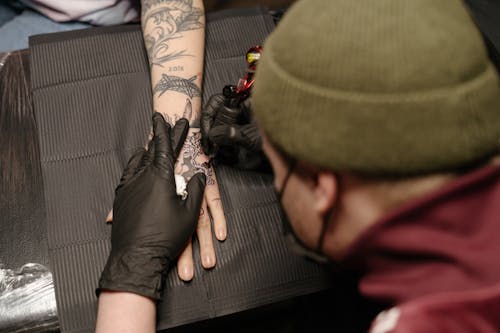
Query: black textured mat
29 7 333 332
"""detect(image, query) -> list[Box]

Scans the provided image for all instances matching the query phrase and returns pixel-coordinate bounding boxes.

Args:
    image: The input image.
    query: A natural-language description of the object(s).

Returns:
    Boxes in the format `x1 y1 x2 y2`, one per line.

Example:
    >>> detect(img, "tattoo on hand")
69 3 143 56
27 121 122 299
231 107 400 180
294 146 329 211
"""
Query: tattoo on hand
161 99 199 128
176 131 215 185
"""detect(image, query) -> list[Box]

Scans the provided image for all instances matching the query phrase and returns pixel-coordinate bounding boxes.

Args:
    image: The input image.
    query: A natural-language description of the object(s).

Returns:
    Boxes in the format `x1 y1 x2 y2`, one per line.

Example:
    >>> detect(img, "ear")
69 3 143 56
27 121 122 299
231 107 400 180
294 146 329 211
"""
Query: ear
313 172 338 217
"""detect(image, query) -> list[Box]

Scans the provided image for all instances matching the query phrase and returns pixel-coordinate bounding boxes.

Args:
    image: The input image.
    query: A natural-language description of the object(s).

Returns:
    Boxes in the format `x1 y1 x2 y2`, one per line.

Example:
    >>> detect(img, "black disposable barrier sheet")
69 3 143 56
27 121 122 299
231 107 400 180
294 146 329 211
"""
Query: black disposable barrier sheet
29 7 333 332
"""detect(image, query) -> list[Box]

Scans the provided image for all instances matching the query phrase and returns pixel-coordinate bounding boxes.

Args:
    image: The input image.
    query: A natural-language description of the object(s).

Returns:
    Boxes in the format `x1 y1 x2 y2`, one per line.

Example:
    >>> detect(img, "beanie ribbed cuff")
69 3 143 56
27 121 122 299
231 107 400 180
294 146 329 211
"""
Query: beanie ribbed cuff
253 34 500 176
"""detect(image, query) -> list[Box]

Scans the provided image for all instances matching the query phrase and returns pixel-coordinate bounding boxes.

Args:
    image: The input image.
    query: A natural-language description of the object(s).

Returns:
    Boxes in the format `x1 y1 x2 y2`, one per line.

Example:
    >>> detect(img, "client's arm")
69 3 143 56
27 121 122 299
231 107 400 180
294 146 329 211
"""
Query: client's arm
96 292 156 332
106 0 222 281
140 0 227 281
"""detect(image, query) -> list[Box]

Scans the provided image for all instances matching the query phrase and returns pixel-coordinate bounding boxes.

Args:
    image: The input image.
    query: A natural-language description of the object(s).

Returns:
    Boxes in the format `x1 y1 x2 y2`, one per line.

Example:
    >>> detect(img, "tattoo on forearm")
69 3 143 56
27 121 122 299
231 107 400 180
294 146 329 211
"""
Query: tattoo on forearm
169 65 184 72
162 113 175 126
161 101 199 128
184 98 200 127
176 131 215 185
183 98 192 122
154 74 201 98
144 0 205 163
142 0 204 67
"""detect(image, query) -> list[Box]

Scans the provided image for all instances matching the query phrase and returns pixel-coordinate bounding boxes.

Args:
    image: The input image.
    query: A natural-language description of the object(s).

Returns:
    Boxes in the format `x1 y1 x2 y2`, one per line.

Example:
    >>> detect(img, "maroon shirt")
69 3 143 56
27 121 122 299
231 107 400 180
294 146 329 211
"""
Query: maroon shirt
343 163 500 332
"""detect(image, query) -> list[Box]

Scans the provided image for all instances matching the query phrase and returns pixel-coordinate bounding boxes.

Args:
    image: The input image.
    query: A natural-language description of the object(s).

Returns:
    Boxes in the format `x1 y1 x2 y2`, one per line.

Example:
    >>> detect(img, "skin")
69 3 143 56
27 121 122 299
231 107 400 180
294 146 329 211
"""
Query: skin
142 0 225 280
261 131 459 261
261 132 387 261
96 292 156 332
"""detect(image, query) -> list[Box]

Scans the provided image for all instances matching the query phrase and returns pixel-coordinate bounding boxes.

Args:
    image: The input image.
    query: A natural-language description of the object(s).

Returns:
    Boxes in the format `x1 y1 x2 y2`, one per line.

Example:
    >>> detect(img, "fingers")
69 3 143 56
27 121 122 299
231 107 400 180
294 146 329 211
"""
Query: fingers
197 198 216 269
117 148 145 189
238 123 263 152
106 209 113 224
215 104 243 126
207 125 235 148
205 169 227 241
110 147 146 224
177 240 194 281
152 112 174 172
139 138 155 172
185 172 206 213
171 118 189 159
208 123 261 153
201 94 225 155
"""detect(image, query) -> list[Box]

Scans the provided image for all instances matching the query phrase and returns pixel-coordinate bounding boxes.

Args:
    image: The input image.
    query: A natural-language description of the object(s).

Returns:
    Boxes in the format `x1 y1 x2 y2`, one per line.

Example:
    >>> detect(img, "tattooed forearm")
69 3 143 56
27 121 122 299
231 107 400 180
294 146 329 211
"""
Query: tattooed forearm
153 74 201 98
141 0 204 67
143 0 204 130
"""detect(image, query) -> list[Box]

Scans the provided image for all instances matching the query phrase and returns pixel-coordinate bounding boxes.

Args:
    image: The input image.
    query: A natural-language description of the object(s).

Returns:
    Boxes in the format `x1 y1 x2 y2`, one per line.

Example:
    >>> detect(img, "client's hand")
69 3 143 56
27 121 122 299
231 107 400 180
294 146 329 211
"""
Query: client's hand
105 119 227 283
174 127 227 281
98 113 206 300
201 94 267 170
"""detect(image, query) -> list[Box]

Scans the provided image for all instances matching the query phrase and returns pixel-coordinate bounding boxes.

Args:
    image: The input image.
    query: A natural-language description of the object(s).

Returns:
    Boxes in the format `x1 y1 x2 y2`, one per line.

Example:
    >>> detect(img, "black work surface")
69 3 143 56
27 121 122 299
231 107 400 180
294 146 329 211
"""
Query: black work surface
29 7 333 332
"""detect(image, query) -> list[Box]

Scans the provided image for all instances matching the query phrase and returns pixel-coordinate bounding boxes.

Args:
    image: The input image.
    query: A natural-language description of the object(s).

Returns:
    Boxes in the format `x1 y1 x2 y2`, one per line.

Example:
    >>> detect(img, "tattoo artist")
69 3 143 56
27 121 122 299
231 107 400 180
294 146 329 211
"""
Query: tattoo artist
200 0 500 332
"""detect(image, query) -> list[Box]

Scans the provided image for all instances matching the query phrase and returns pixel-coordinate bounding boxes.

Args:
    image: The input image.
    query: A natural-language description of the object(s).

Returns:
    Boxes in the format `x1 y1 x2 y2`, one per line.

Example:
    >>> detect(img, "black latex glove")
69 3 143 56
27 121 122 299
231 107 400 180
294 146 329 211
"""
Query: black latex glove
97 113 206 301
201 94 266 170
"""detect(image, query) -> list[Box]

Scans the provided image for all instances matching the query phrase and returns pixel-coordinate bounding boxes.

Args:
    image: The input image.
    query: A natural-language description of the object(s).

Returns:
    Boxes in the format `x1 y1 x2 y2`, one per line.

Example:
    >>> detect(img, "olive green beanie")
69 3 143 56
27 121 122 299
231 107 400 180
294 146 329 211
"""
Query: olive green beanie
252 0 500 176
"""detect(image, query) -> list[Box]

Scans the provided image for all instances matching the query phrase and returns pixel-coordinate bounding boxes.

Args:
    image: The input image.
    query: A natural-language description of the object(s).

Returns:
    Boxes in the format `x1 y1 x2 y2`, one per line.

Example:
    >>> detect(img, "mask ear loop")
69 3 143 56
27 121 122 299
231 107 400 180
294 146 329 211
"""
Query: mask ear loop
315 206 334 253
276 158 297 200
315 172 341 258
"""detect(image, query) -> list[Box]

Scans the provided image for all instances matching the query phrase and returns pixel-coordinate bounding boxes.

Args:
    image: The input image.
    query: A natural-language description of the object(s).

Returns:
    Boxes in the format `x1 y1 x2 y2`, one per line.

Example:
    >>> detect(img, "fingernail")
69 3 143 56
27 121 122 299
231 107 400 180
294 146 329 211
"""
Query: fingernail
217 229 226 241
204 255 214 268
182 266 193 280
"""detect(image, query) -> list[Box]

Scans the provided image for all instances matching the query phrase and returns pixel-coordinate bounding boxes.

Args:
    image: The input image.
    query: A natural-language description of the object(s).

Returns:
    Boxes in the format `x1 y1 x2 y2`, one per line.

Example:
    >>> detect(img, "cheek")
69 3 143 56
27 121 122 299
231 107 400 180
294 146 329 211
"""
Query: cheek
282 185 321 249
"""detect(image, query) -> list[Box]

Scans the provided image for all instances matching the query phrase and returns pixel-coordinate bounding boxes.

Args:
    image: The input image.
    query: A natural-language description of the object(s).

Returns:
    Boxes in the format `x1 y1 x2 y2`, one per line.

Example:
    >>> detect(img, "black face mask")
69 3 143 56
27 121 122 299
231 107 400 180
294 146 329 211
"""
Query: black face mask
275 159 329 264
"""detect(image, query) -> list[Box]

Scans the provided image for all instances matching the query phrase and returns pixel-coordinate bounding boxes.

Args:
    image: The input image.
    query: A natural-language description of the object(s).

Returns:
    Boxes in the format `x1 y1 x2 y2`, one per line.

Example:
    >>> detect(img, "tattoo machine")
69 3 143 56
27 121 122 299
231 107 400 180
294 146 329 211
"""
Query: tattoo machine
214 46 263 129
223 45 262 107
209 46 263 164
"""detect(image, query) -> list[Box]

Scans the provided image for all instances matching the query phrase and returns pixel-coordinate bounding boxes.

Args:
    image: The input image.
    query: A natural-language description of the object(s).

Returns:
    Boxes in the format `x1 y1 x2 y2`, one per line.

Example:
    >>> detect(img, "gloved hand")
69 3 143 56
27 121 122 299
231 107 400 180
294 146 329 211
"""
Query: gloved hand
97 113 206 301
201 94 267 170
